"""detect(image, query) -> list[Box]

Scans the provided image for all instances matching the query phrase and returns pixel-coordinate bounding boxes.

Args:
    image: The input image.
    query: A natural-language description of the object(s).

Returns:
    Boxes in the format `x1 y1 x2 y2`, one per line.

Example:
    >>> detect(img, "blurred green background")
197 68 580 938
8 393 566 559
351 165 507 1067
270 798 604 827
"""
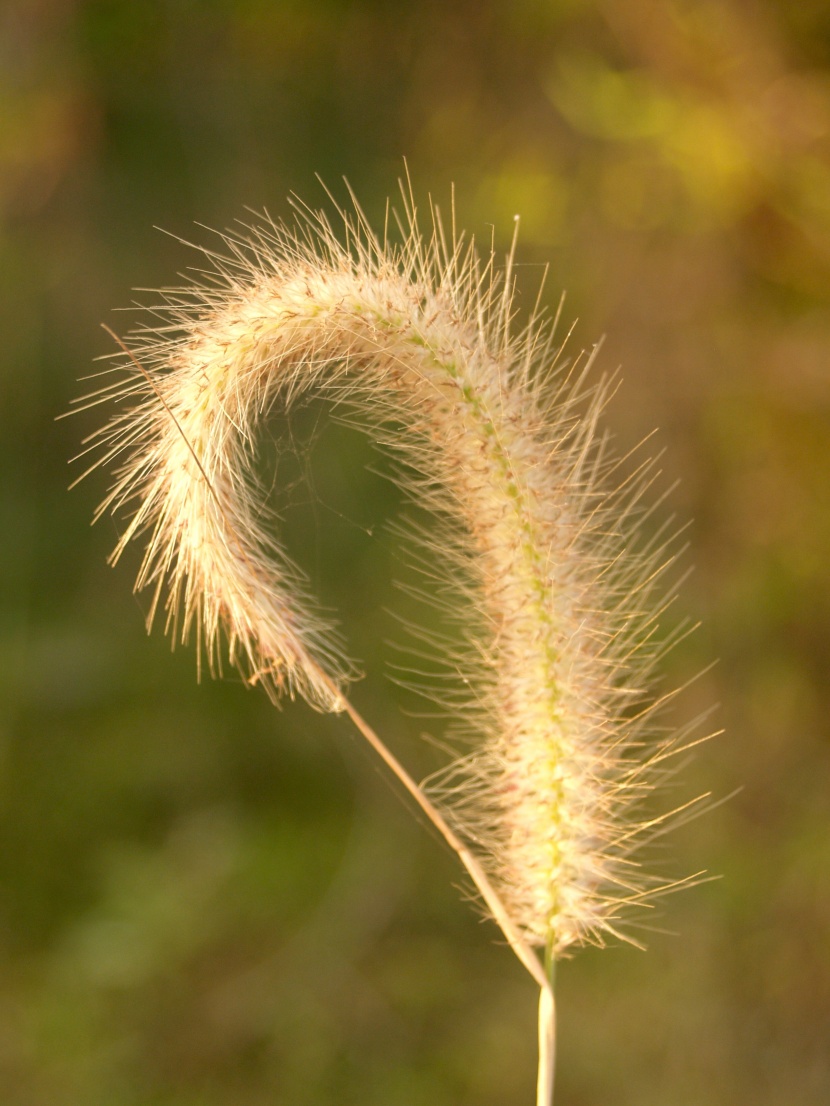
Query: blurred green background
2 1 829 1103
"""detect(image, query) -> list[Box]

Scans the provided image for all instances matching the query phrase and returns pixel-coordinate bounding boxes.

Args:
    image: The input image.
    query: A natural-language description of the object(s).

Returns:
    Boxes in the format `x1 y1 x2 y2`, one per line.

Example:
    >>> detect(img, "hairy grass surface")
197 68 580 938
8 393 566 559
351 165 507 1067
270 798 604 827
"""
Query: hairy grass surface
72 185 706 1103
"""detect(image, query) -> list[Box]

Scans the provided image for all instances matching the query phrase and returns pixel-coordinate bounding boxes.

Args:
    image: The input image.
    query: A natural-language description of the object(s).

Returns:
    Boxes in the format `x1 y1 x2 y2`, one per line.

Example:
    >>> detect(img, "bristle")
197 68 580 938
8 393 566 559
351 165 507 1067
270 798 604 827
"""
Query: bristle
77 193 697 958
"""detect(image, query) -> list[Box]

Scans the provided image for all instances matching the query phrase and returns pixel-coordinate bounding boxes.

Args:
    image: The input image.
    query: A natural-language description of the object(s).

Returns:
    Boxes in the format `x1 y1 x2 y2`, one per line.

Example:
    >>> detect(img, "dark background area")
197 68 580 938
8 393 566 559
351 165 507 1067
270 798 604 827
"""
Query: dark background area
1 1 829 1103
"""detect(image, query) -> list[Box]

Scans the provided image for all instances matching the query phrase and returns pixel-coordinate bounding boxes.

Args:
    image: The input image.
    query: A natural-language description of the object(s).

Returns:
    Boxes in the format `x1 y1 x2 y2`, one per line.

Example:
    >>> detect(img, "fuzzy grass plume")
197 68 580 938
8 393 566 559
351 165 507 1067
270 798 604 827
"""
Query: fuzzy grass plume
71 181 704 1105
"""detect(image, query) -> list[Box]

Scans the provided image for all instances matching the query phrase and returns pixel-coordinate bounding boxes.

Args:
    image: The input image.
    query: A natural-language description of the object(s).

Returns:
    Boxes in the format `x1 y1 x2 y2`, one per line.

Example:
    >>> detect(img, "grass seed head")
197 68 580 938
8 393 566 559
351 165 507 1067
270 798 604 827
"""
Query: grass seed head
74 185 702 960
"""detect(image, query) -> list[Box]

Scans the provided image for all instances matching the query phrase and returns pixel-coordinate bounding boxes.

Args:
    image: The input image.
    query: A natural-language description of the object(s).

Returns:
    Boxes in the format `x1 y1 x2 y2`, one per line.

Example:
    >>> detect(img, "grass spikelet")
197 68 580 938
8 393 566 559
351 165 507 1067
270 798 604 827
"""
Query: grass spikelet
71 180 706 1105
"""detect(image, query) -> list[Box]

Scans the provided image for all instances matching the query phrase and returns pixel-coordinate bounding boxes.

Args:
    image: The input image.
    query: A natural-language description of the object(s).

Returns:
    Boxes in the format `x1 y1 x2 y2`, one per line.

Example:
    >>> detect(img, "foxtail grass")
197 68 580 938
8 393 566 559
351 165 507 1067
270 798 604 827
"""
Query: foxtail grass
70 179 708 1105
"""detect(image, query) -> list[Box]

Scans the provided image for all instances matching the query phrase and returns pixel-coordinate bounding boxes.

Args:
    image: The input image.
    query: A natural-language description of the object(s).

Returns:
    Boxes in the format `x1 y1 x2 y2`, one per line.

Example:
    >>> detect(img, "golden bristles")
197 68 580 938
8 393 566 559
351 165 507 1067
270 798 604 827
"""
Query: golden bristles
72 184 703 961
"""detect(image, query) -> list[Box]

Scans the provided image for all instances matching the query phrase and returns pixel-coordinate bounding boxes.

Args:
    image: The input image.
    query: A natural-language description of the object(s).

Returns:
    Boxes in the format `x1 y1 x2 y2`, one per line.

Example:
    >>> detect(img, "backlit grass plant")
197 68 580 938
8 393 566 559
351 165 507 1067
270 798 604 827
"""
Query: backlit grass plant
71 180 705 1105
